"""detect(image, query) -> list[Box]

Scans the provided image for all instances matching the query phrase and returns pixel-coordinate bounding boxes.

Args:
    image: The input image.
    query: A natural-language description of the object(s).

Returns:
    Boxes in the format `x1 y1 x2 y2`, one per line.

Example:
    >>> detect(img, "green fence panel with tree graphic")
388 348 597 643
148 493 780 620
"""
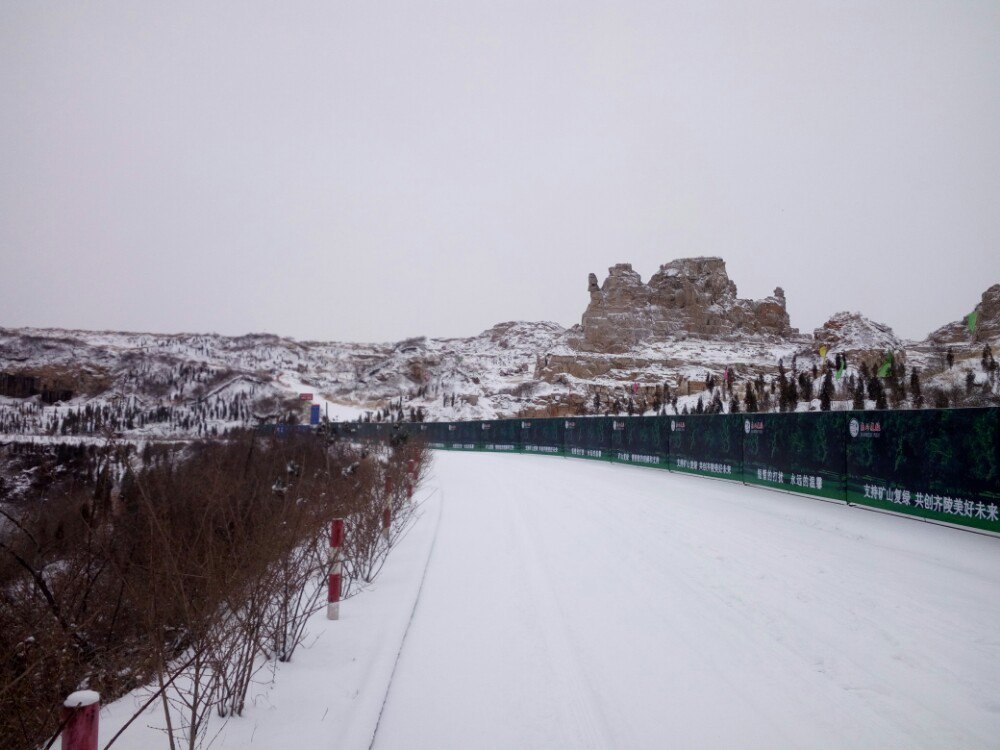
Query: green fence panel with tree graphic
845 408 1000 533
667 413 742 480
742 412 846 501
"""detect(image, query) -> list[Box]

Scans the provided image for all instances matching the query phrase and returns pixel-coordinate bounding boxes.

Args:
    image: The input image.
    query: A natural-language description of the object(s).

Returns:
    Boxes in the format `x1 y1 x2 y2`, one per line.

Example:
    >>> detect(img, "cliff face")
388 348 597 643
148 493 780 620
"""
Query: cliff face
578 258 795 353
927 284 1000 346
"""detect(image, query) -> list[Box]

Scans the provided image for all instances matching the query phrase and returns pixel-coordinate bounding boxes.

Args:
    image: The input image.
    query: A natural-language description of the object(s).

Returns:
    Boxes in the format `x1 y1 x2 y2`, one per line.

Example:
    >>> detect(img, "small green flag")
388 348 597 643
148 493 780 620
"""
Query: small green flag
968 310 978 333
877 351 893 378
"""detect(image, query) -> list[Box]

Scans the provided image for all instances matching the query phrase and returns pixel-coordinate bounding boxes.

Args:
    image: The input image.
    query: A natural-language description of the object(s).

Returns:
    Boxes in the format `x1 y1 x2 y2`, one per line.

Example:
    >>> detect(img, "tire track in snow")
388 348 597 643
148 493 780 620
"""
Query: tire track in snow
507 489 625 749
367 488 444 750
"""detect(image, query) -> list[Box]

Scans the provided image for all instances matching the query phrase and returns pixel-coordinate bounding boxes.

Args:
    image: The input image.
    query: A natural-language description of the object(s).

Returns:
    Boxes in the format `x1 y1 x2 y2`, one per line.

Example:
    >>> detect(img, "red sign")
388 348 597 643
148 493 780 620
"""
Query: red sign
299 393 313 401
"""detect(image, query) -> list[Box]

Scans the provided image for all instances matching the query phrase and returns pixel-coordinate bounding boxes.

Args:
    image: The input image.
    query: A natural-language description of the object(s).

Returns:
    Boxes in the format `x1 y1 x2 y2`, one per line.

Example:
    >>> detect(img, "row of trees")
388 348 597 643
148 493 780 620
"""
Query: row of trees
0 432 427 750
0 392 259 437
568 345 1000 417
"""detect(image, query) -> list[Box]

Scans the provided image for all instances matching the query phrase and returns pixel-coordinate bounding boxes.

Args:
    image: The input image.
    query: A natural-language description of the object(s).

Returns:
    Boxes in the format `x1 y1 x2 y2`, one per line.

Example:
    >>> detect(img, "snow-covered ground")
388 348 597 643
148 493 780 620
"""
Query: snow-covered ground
102 451 1000 749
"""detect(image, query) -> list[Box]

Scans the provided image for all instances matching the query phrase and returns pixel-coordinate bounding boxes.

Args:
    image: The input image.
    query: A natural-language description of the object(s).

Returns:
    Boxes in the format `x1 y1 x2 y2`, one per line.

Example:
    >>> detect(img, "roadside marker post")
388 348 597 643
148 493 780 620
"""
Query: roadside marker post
61 691 100 750
383 476 393 542
327 518 344 620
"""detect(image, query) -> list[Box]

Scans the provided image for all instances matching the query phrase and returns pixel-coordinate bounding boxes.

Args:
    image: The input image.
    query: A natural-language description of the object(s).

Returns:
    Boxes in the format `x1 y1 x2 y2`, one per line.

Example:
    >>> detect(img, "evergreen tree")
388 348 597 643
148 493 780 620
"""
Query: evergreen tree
820 370 834 411
874 387 887 410
852 378 865 410
946 347 954 369
729 395 740 414
869 376 887 410
910 368 923 409
744 383 758 413
711 390 724 414
772 373 789 413
799 373 813 402
695 396 704 414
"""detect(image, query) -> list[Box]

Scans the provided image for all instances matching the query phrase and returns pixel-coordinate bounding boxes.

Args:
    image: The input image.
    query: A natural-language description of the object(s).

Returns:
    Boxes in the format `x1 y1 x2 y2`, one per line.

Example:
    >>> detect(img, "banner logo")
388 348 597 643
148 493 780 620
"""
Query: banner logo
850 419 881 438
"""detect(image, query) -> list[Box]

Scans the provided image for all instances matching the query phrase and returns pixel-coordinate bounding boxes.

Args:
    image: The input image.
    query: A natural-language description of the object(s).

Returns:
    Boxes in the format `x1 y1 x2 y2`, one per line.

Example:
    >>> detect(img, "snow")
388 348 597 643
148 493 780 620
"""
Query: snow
277 373 367 421
64 690 101 708
100 450 1000 749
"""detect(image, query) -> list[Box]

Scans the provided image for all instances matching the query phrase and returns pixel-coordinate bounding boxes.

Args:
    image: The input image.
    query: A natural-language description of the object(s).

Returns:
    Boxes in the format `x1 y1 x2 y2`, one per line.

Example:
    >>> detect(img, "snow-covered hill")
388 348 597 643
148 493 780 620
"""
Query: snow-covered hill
1 263 997 438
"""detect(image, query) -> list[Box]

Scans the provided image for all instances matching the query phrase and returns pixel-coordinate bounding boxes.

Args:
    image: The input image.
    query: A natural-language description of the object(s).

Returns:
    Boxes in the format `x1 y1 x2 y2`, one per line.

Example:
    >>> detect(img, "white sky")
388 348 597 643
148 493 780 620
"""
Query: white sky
2 1 999 343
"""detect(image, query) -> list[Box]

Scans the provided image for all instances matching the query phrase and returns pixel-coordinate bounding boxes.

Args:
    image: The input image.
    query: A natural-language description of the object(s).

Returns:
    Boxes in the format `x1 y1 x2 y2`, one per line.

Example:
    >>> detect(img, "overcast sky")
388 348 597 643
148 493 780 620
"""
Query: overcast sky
2 1 999 343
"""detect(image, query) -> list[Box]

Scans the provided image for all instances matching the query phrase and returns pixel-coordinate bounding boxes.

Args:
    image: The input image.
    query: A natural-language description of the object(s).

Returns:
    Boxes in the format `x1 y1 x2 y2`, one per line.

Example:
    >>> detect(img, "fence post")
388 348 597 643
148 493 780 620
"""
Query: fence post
61 690 99 750
382 476 393 542
405 458 417 499
327 518 344 620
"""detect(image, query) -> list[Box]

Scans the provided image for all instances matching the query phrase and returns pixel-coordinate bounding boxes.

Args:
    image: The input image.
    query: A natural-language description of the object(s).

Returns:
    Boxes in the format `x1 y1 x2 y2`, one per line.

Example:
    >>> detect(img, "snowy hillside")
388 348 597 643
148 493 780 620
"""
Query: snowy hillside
1 268 998 438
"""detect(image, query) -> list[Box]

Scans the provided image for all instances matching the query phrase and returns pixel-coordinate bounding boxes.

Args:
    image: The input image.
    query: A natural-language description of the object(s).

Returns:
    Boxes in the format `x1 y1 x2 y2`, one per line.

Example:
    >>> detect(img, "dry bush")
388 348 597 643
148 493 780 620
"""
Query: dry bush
338 439 428 593
0 430 428 750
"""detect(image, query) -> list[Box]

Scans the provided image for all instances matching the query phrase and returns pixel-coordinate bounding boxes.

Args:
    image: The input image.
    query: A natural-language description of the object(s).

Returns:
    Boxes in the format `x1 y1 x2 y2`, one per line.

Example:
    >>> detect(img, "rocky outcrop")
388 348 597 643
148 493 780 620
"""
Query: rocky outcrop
578 258 795 352
927 284 1000 346
813 312 905 366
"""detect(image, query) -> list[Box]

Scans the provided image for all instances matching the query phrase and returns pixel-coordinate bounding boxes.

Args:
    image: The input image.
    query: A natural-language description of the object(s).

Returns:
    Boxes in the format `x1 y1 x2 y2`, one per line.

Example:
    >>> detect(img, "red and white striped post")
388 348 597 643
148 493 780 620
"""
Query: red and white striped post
327 518 344 620
382 475 393 542
405 458 417 499
61 690 99 750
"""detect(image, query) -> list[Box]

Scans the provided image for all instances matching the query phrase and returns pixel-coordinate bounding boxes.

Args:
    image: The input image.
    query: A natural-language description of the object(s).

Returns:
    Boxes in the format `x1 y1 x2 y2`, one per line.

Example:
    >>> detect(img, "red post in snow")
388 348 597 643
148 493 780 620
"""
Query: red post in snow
327 518 345 620
330 518 345 550
382 475 394 542
61 691 100 750
405 458 417 499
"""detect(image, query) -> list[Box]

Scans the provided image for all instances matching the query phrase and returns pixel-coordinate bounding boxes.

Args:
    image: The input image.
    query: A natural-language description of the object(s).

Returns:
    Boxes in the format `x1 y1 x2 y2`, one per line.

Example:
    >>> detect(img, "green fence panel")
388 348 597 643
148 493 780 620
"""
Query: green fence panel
741 412 846 501
563 417 613 461
520 418 564 456
667 413 742 480
479 419 519 451
613 416 668 468
444 421 473 450
421 422 447 447
345 409 1000 537
845 408 1000 533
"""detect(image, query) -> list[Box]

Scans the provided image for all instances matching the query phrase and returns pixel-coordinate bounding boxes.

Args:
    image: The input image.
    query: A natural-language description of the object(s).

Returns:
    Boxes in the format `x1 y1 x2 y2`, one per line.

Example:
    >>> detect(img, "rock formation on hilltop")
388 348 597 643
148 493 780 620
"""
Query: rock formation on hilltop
927 284 1000 346
578 258 795 352
813 312 905 364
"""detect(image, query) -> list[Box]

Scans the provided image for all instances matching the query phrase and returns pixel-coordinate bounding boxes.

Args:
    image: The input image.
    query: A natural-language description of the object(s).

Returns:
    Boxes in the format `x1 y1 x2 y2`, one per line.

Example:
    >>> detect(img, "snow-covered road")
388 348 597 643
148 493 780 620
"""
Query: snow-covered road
374 451 1000 749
